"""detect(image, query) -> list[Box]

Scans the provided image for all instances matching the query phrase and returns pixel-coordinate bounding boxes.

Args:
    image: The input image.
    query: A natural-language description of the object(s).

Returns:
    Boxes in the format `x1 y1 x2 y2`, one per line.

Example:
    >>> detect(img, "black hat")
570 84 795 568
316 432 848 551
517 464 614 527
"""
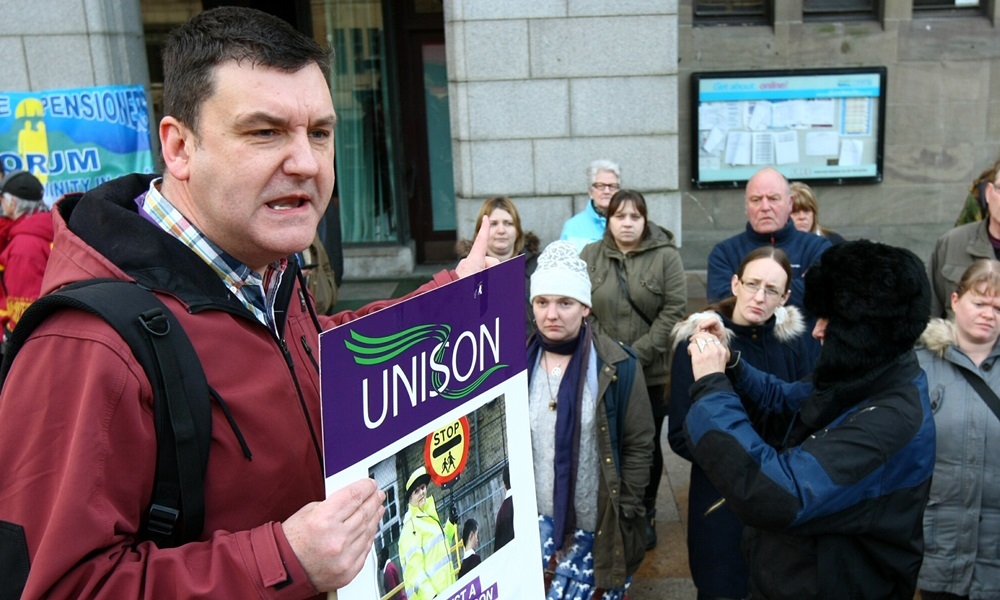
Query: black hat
0 170 43 202
405 466 431 499
804 240 930 382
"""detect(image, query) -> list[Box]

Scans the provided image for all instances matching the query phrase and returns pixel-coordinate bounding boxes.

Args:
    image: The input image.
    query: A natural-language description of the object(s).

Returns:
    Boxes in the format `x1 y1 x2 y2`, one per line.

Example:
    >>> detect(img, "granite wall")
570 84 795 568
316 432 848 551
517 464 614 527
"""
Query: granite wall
446 0 682 249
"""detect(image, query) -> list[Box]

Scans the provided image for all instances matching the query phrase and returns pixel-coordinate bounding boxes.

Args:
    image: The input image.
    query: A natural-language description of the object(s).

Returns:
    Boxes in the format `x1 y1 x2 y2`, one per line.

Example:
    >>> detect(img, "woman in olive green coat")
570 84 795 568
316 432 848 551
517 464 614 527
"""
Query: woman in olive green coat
580 189 687 549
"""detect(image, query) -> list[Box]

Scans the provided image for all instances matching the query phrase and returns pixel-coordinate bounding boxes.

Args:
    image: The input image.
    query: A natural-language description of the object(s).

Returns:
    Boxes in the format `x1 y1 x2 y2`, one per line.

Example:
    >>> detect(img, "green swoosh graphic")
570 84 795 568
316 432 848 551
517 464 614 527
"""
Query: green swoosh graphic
436 364 508 399
345 324 451 366
347 322 507 399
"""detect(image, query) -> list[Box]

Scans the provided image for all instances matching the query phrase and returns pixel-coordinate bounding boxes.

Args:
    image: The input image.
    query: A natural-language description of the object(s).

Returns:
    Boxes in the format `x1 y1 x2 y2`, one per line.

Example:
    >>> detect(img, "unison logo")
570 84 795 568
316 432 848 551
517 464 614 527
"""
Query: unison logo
348 318 508 429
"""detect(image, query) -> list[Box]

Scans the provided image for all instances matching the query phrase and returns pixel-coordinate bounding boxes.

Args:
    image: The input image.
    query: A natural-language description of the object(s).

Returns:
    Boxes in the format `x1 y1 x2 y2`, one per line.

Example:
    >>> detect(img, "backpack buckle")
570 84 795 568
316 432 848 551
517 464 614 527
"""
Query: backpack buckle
146 503 180 537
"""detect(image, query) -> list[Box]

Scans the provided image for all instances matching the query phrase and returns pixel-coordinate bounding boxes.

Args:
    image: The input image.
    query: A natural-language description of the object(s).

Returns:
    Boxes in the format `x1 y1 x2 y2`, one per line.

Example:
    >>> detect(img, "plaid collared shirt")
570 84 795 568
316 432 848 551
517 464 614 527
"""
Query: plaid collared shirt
137 178 286 331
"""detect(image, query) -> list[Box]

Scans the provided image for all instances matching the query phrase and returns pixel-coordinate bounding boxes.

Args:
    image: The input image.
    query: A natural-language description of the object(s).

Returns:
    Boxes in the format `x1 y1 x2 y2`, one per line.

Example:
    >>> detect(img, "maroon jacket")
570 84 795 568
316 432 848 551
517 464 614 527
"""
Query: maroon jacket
0 175 456 599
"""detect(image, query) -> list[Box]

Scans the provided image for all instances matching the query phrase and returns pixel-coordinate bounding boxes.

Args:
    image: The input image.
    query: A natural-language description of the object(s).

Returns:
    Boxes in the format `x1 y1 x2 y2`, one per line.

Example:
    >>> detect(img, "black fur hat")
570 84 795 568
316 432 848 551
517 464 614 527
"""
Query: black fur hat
804 240 930 382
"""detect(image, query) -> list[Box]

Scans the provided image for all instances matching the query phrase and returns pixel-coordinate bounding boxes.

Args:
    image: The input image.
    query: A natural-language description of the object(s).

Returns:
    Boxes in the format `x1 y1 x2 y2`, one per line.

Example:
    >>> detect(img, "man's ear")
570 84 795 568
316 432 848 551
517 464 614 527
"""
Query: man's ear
160 116 193 181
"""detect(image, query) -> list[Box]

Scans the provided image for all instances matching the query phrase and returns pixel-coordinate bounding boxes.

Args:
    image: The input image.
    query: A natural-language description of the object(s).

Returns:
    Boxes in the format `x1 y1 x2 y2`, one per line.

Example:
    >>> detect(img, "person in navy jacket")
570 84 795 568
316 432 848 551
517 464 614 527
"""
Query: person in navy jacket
682 240 936 599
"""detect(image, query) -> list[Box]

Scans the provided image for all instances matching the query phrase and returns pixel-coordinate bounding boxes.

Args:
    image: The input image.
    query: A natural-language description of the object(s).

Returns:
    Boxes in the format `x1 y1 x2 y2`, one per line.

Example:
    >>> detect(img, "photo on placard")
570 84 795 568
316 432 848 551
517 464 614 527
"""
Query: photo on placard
370 395 514 599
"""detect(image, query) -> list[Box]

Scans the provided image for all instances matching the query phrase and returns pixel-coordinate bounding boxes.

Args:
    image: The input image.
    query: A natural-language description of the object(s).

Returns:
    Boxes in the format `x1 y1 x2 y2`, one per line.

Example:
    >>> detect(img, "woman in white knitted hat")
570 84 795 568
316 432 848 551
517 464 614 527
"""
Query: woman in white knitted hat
527 240 654 599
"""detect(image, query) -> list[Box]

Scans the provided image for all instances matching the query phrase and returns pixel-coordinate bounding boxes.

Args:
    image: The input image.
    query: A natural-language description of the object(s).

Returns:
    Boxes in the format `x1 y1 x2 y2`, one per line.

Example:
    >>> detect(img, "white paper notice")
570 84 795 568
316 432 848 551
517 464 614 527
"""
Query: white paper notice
772 99 807 128
747 102 772 131
774 131 799 165
723 102 745 129
842 97 872 135
703 127 726 154
725 131 752 166
838 139 864 166
752 132 774 165
807 99 836 127
806 131 840 157
698 104 722 130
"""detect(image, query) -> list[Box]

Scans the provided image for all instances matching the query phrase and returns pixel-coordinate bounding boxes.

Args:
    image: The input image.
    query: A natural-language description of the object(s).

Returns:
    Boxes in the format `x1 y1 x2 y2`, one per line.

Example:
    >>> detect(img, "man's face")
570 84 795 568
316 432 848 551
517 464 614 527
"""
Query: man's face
164 61 336 272
745 170 792 234
590 170 619 215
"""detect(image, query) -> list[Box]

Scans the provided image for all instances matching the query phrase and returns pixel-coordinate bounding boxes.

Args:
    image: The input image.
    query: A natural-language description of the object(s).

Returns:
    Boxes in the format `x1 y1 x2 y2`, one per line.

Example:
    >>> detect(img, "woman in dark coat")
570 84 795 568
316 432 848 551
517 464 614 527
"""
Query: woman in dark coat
667 246 819 600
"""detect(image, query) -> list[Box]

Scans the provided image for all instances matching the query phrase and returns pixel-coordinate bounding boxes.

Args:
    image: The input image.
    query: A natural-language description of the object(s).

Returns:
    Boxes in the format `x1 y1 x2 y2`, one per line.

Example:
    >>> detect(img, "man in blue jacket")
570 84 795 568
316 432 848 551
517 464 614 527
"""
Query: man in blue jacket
683 240 935 599
707 167 830 308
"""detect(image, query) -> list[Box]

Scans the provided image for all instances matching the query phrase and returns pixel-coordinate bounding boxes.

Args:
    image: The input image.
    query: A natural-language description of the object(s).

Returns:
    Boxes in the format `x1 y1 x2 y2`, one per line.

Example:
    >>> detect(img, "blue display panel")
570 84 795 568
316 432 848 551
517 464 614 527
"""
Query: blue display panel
690 67 887 188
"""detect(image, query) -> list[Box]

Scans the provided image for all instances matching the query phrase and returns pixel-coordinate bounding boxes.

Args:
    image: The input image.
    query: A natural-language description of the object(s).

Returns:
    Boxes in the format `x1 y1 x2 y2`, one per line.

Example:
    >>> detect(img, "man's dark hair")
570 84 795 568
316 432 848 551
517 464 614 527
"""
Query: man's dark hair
161 6 330 134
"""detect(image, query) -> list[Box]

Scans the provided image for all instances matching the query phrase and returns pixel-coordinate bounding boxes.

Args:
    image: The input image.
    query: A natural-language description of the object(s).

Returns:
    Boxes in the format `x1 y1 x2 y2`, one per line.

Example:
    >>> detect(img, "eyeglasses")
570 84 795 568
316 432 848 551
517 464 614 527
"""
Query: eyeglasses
740 279 783 300
591 182 620 192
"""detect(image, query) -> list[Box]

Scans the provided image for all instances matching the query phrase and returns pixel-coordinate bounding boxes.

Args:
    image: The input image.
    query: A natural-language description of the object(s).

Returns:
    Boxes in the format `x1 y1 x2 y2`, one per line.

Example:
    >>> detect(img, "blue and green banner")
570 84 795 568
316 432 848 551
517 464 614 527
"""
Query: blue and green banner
0 85 155 204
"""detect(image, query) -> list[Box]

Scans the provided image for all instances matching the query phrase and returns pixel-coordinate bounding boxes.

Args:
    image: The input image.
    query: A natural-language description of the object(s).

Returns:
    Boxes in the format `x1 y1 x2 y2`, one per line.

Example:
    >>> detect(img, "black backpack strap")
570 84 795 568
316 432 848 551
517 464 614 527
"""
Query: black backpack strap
956 365 1000 424
1 279 211 547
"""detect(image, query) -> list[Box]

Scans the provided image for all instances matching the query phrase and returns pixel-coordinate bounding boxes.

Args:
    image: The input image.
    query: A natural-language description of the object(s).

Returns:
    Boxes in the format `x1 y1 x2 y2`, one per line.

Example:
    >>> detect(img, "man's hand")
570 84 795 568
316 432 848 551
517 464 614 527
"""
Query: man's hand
688 333 728 381
283 478 386 591
449 504 459 526
456 216 500 278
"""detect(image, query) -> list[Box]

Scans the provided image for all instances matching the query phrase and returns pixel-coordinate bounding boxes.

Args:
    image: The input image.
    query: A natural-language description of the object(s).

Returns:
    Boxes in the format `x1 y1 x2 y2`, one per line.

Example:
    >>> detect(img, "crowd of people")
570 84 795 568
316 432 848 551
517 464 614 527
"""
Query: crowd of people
1 6 999 600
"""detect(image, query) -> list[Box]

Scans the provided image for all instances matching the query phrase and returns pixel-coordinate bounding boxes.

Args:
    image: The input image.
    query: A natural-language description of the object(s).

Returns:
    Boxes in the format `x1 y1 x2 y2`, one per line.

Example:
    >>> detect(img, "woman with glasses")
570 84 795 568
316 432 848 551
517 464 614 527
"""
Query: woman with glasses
666 246 820 600
560 159 622 252
580 188 687 550
917 259 1000 600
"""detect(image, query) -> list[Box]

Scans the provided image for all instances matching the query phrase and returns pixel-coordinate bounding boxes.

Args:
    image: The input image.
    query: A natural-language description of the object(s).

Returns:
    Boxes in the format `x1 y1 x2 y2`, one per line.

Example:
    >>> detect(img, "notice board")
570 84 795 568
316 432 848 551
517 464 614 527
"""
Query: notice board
691 67 887 189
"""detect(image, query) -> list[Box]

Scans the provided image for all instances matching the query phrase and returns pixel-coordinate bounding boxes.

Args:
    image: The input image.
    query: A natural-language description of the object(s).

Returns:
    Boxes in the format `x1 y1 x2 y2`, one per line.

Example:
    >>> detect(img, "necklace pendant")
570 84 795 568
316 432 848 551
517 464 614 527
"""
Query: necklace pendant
551 365 562 377
548 399 557 411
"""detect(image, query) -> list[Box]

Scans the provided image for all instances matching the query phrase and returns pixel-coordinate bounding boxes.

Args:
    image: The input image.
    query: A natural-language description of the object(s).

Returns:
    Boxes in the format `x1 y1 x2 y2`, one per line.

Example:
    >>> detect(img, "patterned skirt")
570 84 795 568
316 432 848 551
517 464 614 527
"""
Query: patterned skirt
538 515 629 600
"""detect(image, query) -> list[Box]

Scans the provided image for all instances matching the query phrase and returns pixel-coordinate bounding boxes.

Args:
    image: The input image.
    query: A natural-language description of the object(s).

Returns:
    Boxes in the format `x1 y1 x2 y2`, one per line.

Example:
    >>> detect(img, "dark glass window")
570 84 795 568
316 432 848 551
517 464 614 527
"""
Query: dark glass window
913 0 983 13
694 1 770 25
803 0 879 20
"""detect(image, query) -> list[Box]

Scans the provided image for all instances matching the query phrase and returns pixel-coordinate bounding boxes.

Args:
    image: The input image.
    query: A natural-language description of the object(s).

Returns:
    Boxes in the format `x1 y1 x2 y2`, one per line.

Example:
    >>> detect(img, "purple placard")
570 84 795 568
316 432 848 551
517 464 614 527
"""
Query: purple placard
445 576 499 600
320 257 527 477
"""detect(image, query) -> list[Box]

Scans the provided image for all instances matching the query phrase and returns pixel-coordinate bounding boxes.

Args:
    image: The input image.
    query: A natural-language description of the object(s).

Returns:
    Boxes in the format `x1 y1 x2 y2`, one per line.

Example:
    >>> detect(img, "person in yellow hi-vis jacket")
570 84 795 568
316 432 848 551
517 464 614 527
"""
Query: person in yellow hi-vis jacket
399 467 458 599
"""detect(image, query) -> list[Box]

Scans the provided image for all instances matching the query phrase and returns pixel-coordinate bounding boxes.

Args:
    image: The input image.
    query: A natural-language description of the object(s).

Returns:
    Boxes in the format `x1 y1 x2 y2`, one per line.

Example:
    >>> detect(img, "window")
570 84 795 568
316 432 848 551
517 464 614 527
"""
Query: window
325 0 402 243
913 0 983 13
694 0 770 25
803 0 879 20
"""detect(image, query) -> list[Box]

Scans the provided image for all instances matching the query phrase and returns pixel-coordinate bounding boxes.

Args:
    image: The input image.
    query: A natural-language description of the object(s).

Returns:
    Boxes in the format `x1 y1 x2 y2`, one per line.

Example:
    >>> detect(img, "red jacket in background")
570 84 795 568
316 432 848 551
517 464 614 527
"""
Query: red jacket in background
0 211 50 332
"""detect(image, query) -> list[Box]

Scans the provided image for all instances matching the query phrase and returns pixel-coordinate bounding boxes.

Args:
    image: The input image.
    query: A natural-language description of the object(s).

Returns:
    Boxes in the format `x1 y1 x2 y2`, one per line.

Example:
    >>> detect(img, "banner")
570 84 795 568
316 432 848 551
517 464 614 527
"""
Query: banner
0 85 155 204
320 257 542 599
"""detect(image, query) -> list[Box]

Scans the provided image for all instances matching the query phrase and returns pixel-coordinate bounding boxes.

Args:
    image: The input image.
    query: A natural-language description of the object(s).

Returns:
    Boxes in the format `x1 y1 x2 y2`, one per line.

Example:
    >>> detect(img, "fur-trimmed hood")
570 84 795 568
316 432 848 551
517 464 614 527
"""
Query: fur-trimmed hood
670 303 807 350
918 318 956 358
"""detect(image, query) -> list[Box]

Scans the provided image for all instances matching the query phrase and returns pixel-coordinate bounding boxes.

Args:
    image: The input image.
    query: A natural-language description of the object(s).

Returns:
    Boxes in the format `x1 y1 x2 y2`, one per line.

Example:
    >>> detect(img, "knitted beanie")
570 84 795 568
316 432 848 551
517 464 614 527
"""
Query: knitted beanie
530 240 591 307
